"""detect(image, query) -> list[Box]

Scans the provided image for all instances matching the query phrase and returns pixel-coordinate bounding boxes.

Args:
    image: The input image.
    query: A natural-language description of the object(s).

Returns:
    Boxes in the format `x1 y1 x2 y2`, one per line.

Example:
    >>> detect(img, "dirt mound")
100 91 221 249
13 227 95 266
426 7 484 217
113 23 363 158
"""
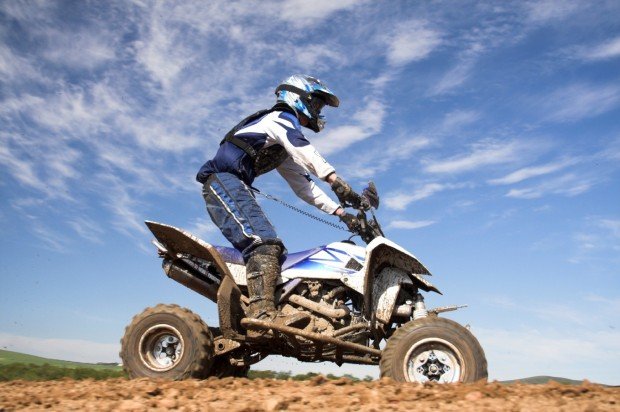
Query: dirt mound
0 377 617 411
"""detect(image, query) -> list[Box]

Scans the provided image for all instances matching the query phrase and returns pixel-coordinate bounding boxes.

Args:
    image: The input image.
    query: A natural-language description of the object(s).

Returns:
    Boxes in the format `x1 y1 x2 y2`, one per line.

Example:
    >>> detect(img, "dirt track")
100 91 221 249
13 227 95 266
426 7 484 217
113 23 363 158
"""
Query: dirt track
0 377 618 411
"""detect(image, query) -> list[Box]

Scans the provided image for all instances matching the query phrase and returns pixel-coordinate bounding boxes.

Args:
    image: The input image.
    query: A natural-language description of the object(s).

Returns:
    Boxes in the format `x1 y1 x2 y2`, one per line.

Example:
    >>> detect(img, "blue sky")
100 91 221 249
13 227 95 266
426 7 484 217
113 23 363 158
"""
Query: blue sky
1 0 619 383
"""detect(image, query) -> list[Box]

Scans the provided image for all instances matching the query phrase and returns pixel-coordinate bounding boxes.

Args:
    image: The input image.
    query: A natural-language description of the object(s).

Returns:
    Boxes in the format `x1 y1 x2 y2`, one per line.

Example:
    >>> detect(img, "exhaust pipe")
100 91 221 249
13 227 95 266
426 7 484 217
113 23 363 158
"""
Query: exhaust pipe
162 260 219 302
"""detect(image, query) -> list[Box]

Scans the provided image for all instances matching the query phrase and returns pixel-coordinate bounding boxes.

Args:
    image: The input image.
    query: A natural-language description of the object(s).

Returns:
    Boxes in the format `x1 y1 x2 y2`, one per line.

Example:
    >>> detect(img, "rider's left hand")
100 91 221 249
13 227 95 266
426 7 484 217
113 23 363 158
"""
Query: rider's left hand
339 213 360 232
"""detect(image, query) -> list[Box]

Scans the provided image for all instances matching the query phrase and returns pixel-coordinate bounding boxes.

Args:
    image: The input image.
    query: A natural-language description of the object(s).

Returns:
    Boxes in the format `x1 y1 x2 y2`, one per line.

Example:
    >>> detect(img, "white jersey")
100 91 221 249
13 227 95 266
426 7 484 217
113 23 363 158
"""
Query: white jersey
196 109 340 214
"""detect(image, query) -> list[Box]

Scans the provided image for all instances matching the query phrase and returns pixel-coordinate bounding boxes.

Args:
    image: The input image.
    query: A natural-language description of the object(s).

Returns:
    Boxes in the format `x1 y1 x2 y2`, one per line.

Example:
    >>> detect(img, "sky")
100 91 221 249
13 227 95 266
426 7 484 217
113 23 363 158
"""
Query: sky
1 0 619 384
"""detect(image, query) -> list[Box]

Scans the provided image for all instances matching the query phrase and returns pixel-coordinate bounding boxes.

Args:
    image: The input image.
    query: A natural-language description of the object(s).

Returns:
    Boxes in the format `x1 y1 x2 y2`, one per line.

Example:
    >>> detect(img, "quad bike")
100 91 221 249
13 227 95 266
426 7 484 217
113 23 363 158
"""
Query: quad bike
120 184 487 383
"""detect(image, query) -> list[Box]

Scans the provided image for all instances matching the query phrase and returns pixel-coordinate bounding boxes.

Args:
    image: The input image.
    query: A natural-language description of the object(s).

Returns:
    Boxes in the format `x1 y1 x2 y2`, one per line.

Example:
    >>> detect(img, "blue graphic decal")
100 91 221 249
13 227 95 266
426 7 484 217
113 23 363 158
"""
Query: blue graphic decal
274 118 310 147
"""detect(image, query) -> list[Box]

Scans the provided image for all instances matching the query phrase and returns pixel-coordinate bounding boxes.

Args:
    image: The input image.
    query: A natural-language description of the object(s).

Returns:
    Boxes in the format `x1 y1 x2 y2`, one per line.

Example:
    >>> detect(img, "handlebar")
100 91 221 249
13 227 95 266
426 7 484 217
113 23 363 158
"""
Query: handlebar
351 203 384 244
341 181 383 244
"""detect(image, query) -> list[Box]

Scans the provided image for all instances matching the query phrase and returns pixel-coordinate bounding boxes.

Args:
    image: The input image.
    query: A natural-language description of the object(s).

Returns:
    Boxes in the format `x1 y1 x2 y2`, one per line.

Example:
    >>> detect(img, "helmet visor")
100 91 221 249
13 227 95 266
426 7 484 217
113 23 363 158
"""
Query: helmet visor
308 94 326 115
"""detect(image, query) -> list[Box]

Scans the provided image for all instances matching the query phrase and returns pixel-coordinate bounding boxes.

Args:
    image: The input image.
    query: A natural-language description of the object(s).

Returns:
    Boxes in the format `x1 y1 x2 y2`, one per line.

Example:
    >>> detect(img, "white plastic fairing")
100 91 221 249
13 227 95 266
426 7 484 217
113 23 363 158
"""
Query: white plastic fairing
281 242 366 280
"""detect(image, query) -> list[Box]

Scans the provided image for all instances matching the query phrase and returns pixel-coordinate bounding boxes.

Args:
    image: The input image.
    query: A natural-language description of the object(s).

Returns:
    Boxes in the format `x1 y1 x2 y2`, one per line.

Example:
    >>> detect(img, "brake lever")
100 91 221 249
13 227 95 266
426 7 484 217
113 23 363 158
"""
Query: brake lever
341 198 370 211
360 197 371 211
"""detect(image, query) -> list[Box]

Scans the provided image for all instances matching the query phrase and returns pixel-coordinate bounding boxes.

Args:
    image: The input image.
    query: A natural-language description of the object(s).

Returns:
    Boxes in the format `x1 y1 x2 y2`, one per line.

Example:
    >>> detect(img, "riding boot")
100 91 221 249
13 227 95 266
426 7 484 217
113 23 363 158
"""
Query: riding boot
245 245 310 334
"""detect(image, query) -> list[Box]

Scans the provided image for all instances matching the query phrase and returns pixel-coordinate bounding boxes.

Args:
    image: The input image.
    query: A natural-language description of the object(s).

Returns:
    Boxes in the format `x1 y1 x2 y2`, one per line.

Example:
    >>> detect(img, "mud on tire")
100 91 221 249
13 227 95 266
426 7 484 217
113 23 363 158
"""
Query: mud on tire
380 317 487 383
120 304 214 379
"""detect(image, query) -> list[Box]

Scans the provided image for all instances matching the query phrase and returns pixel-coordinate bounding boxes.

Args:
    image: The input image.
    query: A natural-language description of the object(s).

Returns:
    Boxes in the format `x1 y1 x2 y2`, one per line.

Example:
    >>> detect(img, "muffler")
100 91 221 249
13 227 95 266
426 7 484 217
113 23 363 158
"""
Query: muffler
162 259 219 302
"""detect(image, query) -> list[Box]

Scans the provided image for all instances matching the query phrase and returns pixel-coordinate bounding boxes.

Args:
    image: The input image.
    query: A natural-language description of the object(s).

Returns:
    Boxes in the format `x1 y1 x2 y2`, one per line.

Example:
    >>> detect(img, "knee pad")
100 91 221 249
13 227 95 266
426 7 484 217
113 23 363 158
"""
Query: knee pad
244 238 285 262
253 244 283 258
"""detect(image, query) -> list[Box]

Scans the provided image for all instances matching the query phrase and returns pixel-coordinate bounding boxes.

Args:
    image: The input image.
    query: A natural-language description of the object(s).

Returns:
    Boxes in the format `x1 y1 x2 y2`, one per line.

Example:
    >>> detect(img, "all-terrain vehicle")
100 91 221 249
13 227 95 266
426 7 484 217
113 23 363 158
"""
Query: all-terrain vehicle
120 185 487 383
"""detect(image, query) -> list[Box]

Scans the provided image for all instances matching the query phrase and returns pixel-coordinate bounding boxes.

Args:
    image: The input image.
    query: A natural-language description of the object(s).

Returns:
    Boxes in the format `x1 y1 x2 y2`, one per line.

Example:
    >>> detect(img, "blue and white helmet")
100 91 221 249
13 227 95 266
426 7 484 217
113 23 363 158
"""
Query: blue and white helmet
275 74 340 133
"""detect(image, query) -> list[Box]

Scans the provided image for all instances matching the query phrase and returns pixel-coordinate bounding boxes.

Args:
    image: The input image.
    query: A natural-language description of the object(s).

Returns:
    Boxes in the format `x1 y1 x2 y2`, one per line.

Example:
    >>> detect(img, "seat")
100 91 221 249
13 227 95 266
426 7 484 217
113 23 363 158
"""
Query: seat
213 245 323 271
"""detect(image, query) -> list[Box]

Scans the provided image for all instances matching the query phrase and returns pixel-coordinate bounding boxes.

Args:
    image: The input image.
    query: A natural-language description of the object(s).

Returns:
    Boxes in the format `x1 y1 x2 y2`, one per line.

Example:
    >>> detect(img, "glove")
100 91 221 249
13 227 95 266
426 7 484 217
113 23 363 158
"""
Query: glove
331 177 362 207
362 182 379 209
340 213 359 232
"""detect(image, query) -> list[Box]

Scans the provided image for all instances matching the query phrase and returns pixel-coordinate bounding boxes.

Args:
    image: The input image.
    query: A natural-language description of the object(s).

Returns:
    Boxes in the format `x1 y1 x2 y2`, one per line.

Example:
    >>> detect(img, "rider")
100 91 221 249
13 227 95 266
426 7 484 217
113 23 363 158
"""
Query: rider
196 74 363 330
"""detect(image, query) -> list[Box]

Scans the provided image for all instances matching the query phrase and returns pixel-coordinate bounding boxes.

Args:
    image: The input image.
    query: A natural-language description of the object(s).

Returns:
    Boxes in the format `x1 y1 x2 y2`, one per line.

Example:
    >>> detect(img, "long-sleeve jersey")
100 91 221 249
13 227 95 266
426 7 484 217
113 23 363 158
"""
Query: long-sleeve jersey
196 109 340 214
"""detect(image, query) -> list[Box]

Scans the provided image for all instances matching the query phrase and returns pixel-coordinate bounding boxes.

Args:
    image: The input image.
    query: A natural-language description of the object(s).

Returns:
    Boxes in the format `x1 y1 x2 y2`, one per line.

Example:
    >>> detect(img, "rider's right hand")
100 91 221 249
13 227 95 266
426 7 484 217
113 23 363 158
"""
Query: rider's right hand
331 177 363 208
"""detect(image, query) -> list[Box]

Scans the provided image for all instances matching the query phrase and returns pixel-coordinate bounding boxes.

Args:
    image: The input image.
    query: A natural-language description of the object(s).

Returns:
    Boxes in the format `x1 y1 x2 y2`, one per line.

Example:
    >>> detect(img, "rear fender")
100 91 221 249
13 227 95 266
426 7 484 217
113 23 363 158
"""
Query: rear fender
145 221 233 282
362 237 441 319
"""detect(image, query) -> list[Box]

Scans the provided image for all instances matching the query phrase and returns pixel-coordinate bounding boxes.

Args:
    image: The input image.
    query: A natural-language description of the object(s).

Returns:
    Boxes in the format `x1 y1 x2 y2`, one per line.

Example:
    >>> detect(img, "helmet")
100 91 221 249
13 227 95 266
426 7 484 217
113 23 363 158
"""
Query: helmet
275 74 339 132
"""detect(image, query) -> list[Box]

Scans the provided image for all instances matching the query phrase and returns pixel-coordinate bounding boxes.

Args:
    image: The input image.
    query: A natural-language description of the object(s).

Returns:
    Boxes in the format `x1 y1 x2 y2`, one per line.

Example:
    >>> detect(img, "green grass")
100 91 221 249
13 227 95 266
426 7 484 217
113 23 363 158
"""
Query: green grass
0 349 121 370
0 363 126 381
0 349 125 381
501 376 585 385
0 350 590 384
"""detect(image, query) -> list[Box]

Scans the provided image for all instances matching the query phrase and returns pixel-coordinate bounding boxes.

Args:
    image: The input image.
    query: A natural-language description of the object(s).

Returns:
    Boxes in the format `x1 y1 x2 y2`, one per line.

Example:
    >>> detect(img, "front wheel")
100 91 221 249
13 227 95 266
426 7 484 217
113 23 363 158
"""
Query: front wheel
380 317 487 383
120 304 214 379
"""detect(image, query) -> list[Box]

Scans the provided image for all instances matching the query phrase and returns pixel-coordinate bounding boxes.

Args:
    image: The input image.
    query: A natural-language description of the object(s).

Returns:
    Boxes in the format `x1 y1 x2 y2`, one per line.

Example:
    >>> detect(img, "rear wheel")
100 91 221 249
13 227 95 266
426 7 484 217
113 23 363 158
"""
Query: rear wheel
120 304 214 379
380 317 487 383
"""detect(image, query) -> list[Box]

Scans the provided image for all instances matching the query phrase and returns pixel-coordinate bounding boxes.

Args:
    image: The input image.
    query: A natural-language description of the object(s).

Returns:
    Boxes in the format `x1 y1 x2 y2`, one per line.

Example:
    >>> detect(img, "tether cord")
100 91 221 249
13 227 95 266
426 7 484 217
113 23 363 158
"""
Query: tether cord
251 188 349 232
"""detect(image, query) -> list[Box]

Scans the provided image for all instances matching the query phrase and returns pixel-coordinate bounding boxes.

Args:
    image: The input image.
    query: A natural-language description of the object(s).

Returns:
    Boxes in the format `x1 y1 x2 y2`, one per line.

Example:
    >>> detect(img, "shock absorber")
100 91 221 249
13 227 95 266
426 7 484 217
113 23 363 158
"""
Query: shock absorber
413 293 428 320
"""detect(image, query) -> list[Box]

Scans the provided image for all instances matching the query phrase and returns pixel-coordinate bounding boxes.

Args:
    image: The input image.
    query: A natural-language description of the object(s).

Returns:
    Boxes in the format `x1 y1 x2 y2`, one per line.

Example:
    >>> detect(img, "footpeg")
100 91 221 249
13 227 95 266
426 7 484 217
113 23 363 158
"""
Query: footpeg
240 318 382 356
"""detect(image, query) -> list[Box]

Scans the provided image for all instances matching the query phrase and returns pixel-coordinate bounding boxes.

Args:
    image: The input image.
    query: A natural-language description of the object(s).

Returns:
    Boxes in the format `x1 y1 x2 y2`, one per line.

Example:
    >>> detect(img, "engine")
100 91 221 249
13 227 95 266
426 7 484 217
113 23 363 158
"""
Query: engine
278 280 368 360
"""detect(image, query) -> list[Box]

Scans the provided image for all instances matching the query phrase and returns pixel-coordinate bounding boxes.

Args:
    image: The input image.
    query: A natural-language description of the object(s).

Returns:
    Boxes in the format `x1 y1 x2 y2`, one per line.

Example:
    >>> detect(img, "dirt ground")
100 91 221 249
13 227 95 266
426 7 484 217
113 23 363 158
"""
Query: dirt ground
0 377 618 411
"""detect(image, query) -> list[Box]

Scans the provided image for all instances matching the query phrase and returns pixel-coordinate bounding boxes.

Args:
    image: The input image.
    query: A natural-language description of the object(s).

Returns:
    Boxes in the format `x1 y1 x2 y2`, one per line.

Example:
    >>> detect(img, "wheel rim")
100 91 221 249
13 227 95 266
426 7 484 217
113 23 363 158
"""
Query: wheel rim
403 338 463 383
138 324 185 372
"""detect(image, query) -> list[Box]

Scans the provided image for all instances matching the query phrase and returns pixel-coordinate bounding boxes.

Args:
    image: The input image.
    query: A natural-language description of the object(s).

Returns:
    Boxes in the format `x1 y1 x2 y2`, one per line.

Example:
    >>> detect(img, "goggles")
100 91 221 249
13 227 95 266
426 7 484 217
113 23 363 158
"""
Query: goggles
307 94 326 115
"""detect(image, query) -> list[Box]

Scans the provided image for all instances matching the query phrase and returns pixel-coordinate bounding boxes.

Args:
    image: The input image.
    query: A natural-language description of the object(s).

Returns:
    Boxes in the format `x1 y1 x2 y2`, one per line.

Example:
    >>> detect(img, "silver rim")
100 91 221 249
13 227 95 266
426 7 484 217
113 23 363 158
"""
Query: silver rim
138 324 185 372
403 338 463 383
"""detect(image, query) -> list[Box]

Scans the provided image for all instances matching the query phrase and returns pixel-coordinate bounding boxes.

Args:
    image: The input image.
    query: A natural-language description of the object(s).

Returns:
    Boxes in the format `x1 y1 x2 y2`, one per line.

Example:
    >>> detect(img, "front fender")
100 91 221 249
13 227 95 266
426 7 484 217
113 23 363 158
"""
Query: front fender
362 237 441 319
372 267 411 324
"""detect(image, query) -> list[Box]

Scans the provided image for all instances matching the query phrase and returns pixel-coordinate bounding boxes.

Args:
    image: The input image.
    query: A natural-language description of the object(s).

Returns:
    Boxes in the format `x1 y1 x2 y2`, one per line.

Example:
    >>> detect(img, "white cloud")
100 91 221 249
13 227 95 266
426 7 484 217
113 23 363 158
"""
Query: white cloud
0 1 55 22
0 133 46 193
570 217 620 263
385 183 452 210
424 140 525 174
42 27 117 69
585 294 620 314
312 100 385 155
428 19 511 96
29 221 71 253
530 303 591 326
385 20 442 66
431 59 476 96
338 108 480 180
581 36 620 60
278 0 365 26
440 110 480 131
101 176 150 238
597 219 620 238
525 0 581 23
387 220 436 230
505 173 597 199
483 208 518 228
68 217 105 244
342 135 431 180
134 4 195 90
0 44 46 83
292 44 345 71
542 83 620 122
476 327 620 383
184 217 218 240
488 158 576 185
0 333 119 364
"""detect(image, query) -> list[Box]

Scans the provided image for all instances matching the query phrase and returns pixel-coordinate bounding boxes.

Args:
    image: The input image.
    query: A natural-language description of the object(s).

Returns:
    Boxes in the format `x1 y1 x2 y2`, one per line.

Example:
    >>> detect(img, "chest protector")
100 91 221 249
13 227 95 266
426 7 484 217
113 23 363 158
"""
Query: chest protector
220 107 291 176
